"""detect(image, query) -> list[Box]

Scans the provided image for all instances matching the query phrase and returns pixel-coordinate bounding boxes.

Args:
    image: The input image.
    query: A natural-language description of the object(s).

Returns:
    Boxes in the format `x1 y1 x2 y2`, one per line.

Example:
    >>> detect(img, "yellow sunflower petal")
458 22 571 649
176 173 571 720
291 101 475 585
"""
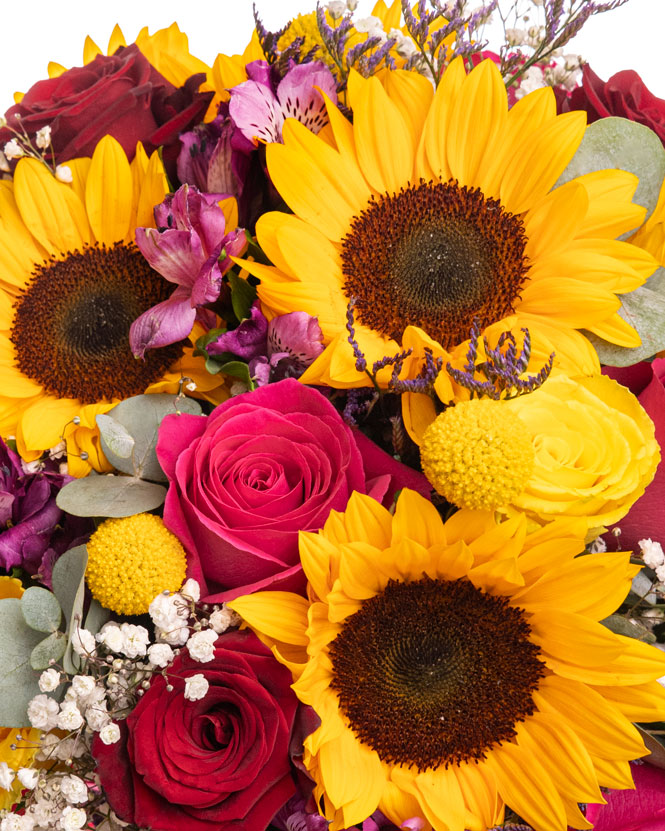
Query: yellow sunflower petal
85 135 134 245
227 591 310 646
14 158 91 252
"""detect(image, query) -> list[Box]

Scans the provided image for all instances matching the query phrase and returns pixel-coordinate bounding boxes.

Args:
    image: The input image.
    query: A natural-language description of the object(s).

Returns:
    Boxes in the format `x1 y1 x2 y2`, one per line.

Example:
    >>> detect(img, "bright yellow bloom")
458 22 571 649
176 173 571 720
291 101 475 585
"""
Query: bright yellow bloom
501 373 660 532
238 59 656 395
420 398 535 510
86 513 187 615
0 136 227 477
230 489 665 831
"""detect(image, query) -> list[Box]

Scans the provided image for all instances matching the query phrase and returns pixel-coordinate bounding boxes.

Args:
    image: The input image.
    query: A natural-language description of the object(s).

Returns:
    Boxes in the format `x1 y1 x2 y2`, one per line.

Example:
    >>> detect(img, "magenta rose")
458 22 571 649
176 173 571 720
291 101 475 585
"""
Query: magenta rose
560 65 665 146
0 45 212 170
156 379 430 601
93 630 299 831
602 360 665 554
585 761 665 831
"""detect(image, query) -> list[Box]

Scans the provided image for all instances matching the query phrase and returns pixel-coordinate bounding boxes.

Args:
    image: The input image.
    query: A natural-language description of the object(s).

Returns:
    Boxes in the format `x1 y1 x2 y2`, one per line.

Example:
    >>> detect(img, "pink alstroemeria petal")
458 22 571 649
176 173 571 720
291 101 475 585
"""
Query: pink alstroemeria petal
276 61 337 134
135 226 205 288
130 289 197 359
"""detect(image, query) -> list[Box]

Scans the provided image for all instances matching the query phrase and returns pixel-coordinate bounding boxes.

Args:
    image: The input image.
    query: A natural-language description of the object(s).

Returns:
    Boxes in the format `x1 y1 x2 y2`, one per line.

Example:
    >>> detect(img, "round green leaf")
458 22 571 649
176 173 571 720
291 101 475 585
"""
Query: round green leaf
96 413 135 459
101 394 202 481
0 599 45 726
30 632 67 670
56 475 166 517
556 116 665 232
21 586 62 633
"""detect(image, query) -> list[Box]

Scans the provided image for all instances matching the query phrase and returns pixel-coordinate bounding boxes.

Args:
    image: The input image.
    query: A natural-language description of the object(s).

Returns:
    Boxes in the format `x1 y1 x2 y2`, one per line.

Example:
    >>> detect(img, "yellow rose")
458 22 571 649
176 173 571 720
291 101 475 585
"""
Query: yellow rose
502 373 660 531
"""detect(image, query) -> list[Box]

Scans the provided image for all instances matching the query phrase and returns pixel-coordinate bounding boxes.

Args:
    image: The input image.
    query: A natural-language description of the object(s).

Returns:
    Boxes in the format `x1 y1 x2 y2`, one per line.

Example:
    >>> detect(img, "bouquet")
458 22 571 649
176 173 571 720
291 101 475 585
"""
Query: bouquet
2 1 665 830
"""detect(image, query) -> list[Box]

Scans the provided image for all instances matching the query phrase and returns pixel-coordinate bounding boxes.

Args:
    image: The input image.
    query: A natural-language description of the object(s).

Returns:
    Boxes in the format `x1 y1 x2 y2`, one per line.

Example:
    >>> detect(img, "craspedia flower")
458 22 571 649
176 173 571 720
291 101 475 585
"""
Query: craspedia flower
229 488 665 831
86 513 187 615
239 58 657 392
420 399 535 510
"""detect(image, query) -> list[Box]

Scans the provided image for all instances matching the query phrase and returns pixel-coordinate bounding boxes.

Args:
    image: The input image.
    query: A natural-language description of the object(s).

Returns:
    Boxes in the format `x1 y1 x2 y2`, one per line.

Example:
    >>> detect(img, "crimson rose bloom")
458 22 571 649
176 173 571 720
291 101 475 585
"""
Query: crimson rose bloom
0 44 212 169
94 630 299 831
560 65 665 145
156 379 430 601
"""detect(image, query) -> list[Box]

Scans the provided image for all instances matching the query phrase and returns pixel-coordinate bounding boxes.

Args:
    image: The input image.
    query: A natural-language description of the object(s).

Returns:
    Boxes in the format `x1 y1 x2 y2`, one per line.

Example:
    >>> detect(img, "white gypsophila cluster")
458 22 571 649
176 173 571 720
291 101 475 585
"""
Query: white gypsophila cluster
59 806 87 831
27 695 60 731
98 723 121 746
96 622 150 658
187 629 218 663
327 0 346 18
59 776 87 806
55 165 73 183
639 538 665 583
38 669 60 693
35 126 51 149
180 578 201 602
514 65 547 98
17 769 39 790
354 15 386 39
209 606 241 634
149 590 191 646
3 140 23 160
56 702 85 732
0 814 34 831
388 28 417 59
70 627 96 658
147 642 174 668
0 763 15 791
184 674 209 702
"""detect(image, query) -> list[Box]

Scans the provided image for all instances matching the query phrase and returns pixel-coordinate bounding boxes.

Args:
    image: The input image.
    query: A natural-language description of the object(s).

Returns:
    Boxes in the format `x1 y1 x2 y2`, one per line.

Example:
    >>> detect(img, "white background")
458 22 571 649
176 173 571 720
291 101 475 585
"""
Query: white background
1 0 664 113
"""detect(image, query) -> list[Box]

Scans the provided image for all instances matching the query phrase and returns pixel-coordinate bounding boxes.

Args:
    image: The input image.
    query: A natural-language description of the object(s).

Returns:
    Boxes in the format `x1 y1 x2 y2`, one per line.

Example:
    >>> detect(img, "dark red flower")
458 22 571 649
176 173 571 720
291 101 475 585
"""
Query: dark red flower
93 630 300 831
560 65 665 146
602 360 665 553
0 45 212 174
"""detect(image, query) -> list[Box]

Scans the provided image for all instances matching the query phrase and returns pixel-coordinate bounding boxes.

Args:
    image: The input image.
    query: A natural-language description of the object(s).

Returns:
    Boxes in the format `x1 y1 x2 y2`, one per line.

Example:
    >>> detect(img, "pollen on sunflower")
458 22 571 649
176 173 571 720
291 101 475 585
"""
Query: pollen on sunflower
86 514 187 615
420 399 534 511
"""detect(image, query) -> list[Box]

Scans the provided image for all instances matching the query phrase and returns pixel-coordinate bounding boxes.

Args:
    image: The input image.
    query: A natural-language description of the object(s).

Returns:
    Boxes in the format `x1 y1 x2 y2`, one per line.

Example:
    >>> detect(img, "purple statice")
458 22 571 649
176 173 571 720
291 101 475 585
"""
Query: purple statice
229 59 337 145
206 302 324 385
272 800 424 831
0 440 90 585
130 185 246 358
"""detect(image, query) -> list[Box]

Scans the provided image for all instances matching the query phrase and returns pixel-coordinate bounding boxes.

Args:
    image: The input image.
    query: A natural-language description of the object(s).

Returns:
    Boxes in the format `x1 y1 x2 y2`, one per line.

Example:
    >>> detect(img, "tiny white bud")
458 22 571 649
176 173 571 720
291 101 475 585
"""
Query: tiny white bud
639 538 665 569
55 164 73 183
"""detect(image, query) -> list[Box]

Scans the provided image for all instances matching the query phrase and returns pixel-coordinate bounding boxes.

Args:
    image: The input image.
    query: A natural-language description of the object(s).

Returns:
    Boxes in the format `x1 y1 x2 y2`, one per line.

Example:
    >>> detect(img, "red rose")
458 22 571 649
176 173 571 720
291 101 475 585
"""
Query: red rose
93 630 300 831
602 360 665 553
156 379 430 601
0 45 212 171
560 65 665 146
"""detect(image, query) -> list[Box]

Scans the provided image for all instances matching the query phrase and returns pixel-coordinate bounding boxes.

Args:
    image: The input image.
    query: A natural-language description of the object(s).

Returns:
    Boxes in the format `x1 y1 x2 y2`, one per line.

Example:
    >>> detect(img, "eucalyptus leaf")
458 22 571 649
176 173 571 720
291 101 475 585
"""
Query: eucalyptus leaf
30 631 67 670
555 116 665 231
584 266 665 365
228 271 257 322
56 475 167 518
601 613 657 643
21 587 62 633
96 413 135 460
52 545 88 675
101 394 202 481
0 598 45 726
84 598 111 636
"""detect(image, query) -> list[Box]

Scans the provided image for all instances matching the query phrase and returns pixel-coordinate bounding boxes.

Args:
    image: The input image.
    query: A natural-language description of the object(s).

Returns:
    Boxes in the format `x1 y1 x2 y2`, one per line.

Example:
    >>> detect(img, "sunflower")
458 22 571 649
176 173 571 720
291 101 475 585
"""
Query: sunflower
239 59 657 392
0 136 227 477
230 489 665 831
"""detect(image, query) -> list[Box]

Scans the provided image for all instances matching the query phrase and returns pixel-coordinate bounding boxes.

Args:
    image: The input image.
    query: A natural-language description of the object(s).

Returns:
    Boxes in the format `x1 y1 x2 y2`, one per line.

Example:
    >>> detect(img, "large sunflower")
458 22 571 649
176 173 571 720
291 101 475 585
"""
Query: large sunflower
230 489 665 831
239 59 657 389
0 136 226 476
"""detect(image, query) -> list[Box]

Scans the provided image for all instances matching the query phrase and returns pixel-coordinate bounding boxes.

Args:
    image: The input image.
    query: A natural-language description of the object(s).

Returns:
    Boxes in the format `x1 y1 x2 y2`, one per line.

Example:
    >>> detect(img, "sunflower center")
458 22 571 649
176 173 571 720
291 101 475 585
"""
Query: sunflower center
11 243 183 403
341 181 529 348
329 576 545 771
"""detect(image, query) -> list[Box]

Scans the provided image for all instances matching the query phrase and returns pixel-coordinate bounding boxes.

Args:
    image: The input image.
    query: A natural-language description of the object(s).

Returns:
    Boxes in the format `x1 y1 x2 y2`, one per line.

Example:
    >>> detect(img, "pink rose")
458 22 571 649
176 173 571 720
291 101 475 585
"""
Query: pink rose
156 379 429 601
585 762 665 830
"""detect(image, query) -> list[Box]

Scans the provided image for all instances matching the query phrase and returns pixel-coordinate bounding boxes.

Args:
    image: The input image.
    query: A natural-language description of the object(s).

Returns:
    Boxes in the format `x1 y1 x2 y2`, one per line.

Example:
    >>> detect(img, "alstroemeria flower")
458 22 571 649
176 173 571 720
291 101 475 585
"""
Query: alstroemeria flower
229 59 337 145
130 185 246 357
206 303 324 385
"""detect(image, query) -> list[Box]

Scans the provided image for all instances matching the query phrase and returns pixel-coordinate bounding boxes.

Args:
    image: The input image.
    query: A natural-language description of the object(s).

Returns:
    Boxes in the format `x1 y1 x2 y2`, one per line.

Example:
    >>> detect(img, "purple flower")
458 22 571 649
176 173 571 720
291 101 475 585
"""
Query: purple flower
229 60 337 146
129 185 246 358
206 303 324 385
0 440 90 583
